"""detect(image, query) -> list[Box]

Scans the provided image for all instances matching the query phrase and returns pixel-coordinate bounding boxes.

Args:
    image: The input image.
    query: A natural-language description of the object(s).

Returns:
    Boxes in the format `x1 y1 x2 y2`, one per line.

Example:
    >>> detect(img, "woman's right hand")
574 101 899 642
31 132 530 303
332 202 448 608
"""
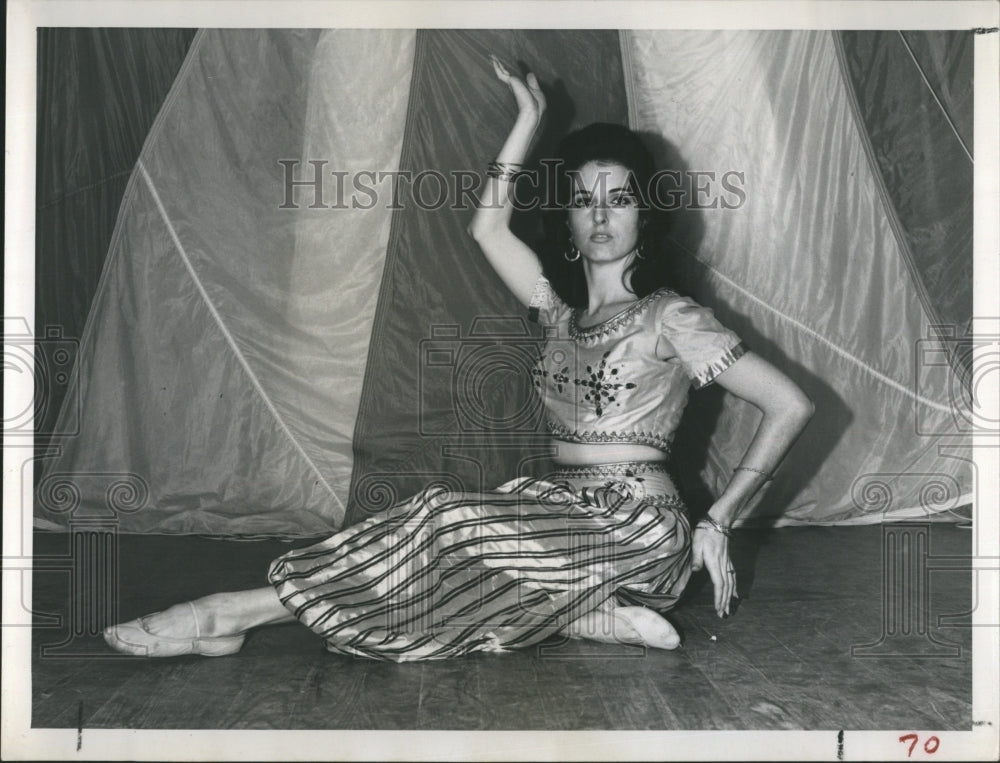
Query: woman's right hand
490 54 546 128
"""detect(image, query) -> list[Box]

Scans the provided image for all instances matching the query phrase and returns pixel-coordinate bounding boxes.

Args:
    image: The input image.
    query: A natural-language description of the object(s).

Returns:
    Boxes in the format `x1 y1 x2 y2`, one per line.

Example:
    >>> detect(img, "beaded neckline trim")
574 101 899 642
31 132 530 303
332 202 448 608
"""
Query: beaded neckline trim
569 288 674 340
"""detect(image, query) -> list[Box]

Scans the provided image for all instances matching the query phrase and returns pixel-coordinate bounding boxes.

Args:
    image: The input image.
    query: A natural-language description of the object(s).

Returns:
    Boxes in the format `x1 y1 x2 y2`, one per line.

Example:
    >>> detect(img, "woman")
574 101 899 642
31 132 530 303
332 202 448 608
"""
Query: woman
103 57 813 662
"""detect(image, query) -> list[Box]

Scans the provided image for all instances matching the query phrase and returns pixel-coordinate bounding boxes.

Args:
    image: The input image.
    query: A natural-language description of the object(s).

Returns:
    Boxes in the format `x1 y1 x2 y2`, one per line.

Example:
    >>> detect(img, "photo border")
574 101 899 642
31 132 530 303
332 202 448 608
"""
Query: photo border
5 1 999 760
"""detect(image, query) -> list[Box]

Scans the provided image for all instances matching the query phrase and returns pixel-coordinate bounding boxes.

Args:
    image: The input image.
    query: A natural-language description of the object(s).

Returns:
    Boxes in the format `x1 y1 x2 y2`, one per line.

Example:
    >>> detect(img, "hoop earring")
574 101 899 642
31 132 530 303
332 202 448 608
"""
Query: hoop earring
564 245 581 262
635 242 646 260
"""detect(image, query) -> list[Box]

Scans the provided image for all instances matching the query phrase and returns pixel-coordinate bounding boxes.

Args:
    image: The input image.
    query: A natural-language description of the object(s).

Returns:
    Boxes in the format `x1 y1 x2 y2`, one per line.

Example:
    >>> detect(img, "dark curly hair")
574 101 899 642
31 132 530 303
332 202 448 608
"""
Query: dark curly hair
540 123 673 308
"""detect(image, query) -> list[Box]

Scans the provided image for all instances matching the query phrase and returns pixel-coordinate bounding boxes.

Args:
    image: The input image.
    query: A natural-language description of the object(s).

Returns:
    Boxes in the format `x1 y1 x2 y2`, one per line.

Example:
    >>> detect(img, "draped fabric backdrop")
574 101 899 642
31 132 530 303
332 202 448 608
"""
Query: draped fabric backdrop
34 28 197 437
35 29 973 534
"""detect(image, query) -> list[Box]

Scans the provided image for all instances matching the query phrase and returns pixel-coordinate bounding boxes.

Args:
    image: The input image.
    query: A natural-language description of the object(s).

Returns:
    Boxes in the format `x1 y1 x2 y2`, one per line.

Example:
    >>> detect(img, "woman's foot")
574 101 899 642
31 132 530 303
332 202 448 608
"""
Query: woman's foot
566 603 680 650
613 606 680 649
103 598 246 658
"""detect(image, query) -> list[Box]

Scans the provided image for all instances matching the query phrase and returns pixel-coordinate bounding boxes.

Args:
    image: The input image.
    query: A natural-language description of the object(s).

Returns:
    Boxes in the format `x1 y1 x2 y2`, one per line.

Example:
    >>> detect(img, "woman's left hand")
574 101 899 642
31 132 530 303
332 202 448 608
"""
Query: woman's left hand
691 524 737 617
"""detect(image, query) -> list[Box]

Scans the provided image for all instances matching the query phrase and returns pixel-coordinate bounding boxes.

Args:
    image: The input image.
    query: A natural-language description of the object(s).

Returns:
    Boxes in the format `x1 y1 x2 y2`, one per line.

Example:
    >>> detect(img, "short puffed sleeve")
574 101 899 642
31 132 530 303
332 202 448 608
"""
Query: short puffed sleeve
527 274 572 326
657 294 747 389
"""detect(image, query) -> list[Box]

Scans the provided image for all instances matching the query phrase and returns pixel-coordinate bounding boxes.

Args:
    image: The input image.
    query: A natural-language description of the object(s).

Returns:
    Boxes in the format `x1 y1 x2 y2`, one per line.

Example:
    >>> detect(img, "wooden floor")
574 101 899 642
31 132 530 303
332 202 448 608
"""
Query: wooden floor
31 524 972 730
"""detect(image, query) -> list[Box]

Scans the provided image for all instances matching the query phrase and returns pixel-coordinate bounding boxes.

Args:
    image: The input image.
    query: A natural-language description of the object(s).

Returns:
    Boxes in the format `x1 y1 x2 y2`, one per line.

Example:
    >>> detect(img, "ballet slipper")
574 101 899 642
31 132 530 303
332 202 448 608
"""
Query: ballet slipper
567 603 681 650
103 601 245 658
613 606 681 650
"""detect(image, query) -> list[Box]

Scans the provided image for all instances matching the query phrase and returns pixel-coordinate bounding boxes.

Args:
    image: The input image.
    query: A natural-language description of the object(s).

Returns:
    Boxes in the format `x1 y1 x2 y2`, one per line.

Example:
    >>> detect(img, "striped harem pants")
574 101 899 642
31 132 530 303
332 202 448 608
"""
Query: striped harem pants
267 462 691 661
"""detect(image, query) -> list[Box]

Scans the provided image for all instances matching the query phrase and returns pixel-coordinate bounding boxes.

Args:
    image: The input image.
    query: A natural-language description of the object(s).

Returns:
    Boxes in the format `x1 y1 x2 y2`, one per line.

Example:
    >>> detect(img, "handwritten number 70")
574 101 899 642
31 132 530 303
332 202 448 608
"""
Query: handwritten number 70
899 734 940 757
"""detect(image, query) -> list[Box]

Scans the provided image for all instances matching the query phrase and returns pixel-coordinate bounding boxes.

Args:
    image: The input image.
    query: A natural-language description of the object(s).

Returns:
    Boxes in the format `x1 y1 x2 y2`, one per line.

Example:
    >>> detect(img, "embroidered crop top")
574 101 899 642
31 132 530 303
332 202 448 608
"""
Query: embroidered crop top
529 275 746 454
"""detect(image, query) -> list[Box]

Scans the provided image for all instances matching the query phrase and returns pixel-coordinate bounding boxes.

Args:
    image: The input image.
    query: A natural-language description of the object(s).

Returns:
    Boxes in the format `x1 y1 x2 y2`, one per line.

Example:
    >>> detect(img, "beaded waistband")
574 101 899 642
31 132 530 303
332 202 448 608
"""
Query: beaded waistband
550 460 669 479
549 461 685 510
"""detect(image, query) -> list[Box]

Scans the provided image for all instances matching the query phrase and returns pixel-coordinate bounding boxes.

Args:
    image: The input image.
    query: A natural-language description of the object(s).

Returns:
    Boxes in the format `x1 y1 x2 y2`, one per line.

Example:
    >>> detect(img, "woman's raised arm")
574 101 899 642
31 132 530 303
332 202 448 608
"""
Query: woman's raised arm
467 56 547 307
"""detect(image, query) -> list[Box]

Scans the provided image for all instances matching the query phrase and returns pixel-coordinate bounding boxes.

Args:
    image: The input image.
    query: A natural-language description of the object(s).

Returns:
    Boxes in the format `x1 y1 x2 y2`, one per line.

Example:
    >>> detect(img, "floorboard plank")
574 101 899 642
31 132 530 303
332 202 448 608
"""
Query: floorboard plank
29 527 973 730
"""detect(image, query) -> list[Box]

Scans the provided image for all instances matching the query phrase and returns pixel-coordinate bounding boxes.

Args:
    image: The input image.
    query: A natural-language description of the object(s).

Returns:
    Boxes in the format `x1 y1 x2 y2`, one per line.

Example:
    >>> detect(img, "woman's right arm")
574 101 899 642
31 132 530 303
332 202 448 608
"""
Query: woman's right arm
467 56 547 307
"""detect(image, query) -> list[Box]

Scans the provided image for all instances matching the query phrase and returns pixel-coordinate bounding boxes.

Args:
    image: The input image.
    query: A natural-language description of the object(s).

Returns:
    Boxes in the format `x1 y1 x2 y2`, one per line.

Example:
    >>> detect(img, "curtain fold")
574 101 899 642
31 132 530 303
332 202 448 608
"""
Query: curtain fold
37 29 416 534
35 29 972 534
35 28 196 438
623 30 971 524
345 29 630 526
837 31 973 367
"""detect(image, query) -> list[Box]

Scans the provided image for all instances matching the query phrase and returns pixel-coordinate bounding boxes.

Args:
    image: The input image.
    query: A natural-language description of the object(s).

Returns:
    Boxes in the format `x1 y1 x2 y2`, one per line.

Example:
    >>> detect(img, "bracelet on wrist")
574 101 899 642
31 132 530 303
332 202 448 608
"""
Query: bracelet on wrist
696 515 732 538
486 160 524 182
734 465 773 481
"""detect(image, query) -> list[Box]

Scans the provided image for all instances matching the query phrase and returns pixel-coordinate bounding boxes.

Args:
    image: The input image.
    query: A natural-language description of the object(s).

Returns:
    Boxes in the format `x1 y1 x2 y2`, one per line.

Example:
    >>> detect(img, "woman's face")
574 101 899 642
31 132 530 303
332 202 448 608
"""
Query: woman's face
567 161 641 264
